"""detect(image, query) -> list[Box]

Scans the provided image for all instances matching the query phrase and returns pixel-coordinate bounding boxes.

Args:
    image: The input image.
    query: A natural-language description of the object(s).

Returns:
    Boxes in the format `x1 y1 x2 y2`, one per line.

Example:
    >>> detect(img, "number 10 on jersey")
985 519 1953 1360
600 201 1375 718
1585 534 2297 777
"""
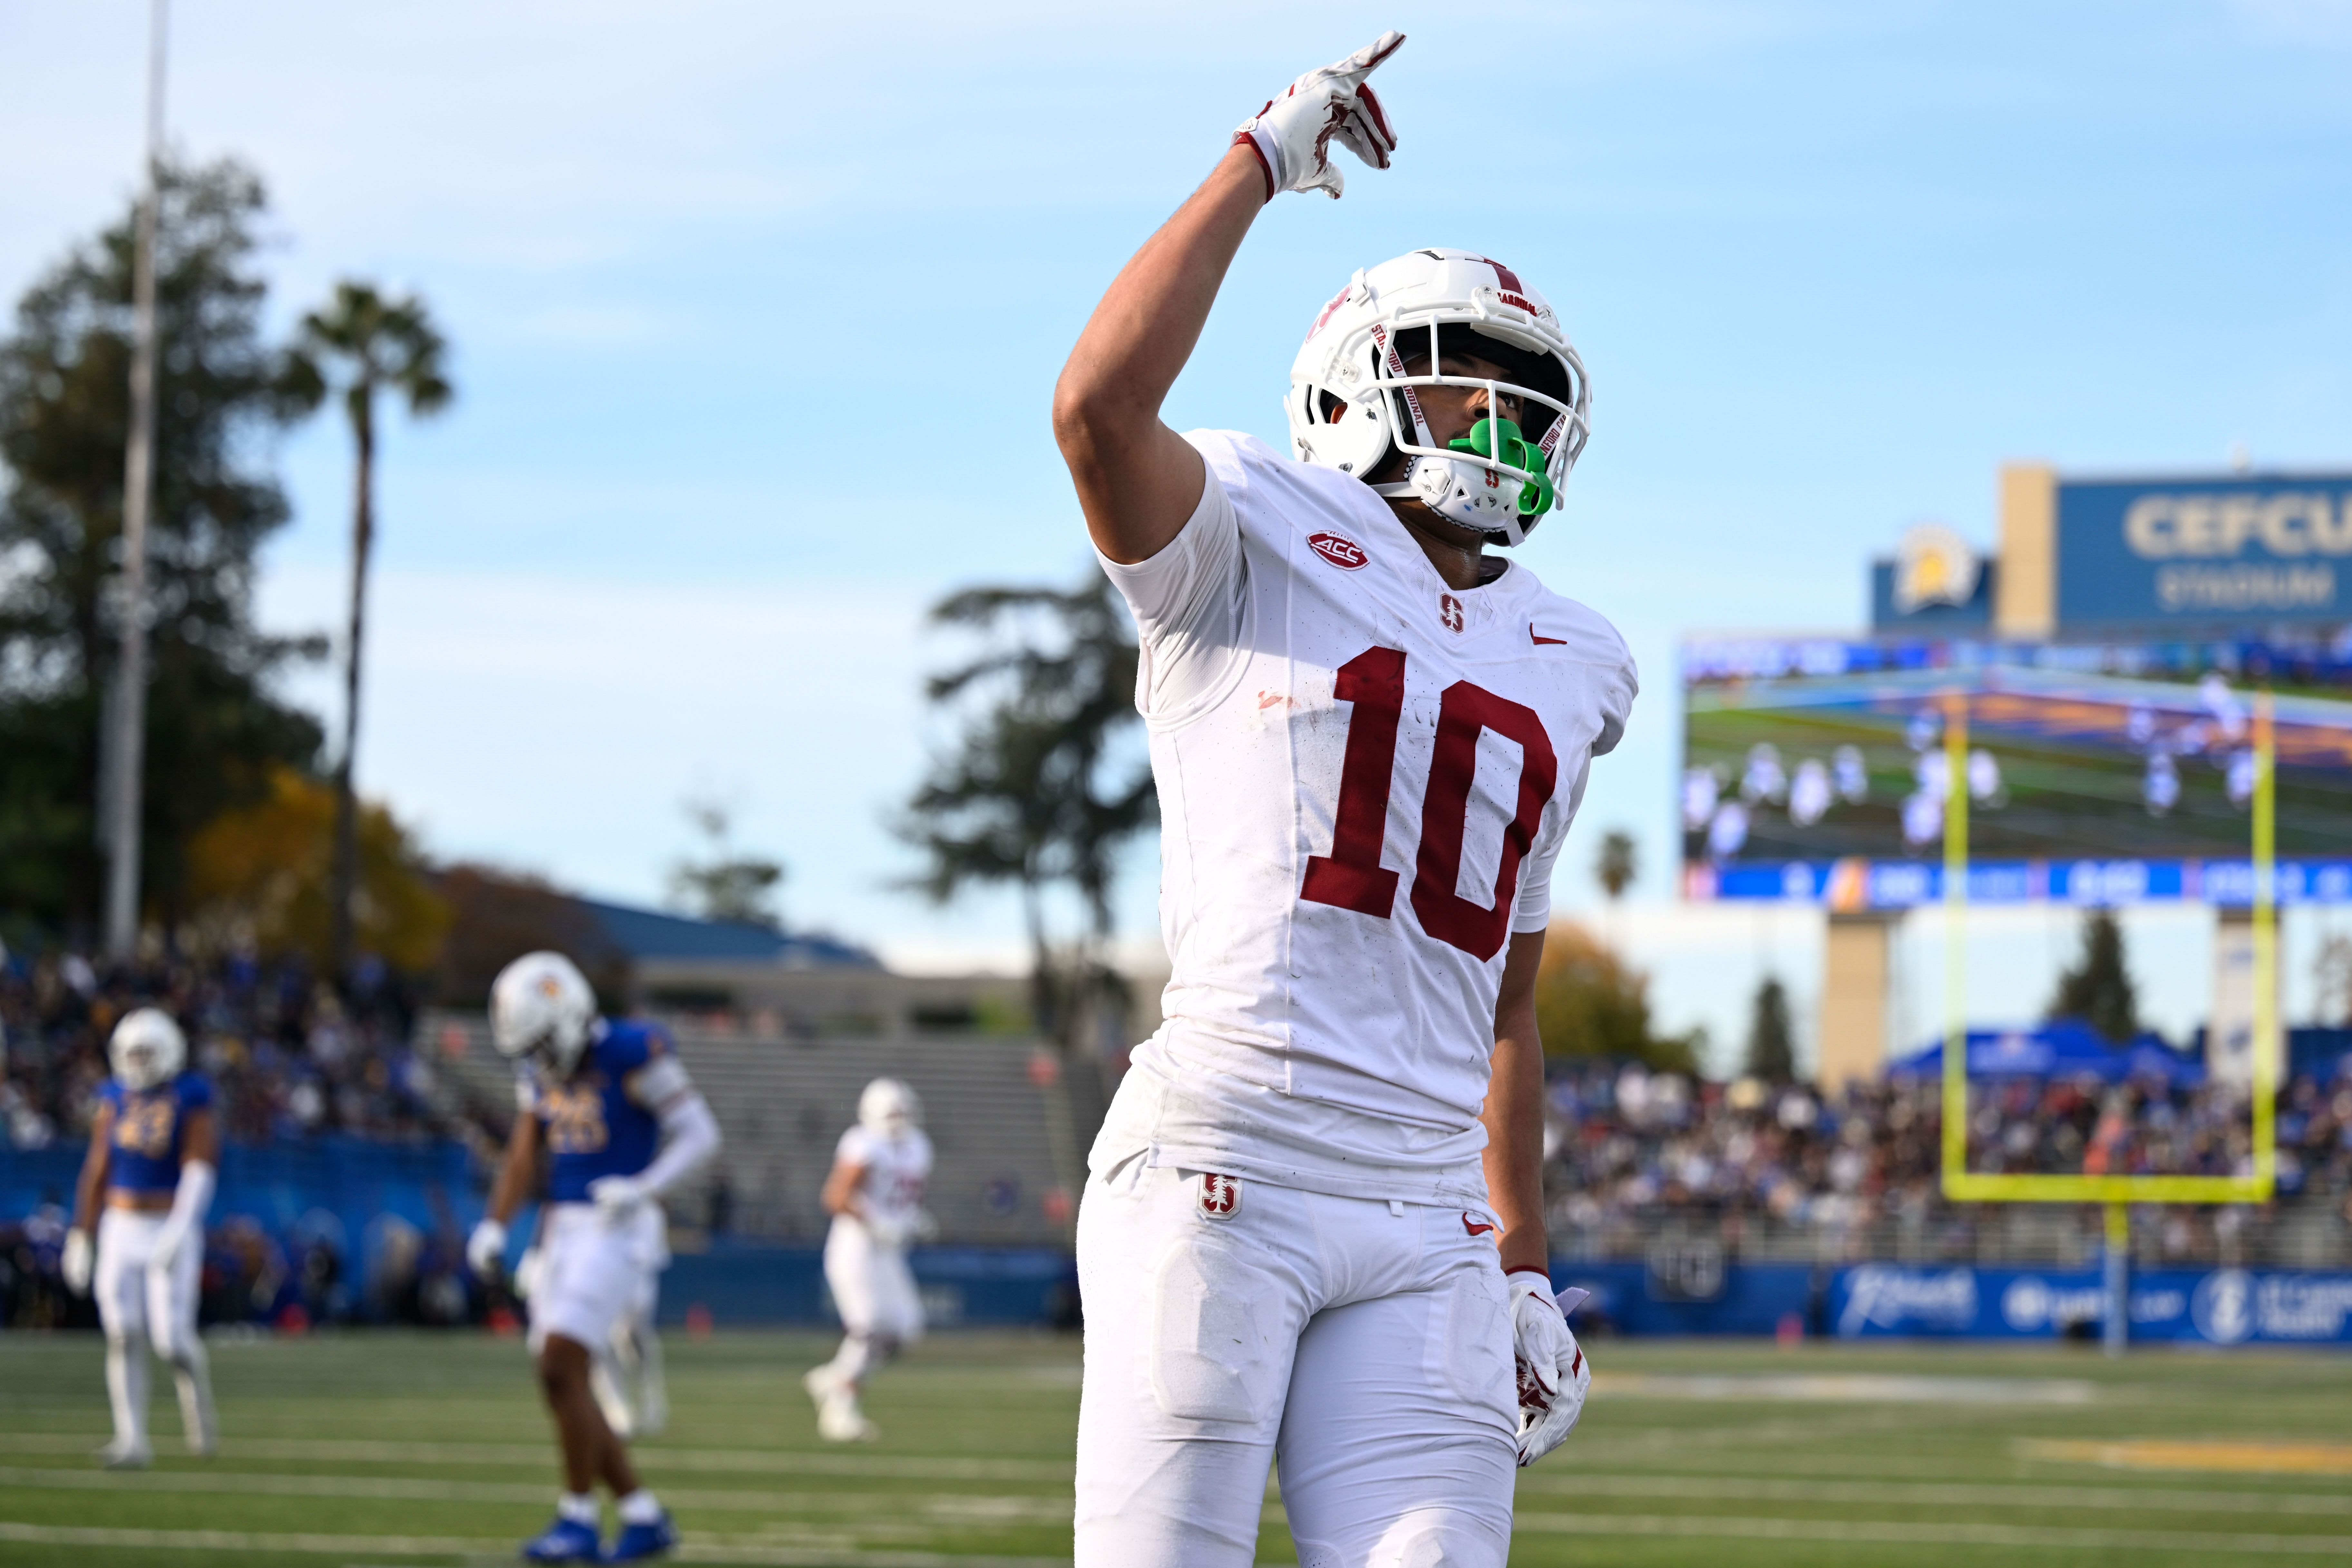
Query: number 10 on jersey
1299 646 1558 961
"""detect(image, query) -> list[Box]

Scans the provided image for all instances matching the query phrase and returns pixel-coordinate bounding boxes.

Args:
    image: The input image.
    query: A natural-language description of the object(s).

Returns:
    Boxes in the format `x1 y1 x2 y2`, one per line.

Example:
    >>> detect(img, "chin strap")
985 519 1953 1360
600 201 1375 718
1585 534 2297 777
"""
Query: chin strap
1370 322 1437 453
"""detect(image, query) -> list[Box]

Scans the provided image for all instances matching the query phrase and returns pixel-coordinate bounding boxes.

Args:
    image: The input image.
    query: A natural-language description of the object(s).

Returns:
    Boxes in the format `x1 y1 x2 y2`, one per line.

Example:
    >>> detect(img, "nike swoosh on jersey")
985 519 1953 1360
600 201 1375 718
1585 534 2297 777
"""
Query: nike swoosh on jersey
1531 626 1567 646
1463 1213 1497 1236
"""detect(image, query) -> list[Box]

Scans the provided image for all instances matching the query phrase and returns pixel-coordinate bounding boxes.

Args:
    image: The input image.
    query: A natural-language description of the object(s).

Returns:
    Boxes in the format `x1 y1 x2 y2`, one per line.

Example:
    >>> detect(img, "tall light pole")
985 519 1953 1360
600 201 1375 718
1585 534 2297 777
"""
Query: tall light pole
102 0 169 960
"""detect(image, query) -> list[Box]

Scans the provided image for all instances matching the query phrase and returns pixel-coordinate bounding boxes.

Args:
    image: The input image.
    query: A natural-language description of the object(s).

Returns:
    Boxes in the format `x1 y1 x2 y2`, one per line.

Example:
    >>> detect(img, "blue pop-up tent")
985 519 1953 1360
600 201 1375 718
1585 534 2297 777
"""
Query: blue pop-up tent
1888 1020 2205 1087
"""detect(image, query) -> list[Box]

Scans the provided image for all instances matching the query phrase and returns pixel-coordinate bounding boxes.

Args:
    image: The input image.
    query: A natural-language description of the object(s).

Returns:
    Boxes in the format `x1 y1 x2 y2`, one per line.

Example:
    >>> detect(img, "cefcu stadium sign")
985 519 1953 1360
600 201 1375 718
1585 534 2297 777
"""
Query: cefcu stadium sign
2058 475 2352 626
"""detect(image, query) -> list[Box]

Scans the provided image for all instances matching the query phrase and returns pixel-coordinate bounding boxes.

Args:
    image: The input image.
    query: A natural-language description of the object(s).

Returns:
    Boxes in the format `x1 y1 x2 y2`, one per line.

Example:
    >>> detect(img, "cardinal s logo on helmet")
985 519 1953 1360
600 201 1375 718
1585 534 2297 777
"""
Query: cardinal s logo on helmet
1286 248 1591 547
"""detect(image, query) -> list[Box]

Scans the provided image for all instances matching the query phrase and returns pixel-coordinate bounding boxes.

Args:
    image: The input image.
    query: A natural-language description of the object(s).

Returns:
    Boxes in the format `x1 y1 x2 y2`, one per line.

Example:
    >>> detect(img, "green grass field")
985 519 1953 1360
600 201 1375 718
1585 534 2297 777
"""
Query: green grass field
3 1329 2350 1565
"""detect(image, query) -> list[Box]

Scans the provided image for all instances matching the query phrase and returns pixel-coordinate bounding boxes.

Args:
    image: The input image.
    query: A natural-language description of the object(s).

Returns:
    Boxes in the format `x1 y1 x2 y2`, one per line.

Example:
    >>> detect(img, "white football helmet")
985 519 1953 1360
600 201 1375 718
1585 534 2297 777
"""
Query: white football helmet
109 1008 186 1092
489 952 597 1078
1287 247 1591 546
858 1077 921 1137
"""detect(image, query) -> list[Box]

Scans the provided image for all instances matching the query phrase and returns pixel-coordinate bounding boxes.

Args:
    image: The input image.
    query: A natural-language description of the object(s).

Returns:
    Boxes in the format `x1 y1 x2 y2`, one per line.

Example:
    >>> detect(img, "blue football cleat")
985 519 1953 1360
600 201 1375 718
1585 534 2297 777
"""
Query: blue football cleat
604 1511 678 1561
520 1514 602 1562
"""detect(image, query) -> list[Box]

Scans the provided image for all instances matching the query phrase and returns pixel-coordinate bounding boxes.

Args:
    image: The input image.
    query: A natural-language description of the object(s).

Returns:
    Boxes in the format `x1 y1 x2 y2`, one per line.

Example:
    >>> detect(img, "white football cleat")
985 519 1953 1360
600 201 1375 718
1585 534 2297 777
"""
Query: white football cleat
816 1393 878 1444
96 1437 151 1470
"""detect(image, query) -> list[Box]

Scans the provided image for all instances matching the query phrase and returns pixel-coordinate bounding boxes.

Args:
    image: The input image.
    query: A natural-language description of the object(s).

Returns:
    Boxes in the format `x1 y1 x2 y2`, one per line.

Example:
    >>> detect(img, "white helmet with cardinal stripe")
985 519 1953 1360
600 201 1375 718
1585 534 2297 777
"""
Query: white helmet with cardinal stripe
1286 248 1591 546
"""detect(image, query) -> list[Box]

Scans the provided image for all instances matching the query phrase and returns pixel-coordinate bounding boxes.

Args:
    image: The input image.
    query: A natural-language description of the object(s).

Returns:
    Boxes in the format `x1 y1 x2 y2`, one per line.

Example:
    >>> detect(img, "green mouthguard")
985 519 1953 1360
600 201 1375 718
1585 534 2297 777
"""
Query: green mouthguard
1448 418 1556 516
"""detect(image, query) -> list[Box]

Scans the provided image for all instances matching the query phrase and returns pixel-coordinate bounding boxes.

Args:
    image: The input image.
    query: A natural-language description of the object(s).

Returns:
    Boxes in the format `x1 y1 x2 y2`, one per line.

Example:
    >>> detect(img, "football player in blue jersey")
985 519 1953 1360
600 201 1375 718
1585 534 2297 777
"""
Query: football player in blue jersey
468 952 722 1563
63 1008 220 1468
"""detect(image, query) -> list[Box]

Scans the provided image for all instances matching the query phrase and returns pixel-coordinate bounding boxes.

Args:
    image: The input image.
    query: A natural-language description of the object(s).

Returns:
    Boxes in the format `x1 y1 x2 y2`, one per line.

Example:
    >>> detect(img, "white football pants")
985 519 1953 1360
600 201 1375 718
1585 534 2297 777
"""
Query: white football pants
823 1219 923 1386
529 1201 665 1358
94 1207 214 1451
1075 1159 1517 1568
589 1265 665 1439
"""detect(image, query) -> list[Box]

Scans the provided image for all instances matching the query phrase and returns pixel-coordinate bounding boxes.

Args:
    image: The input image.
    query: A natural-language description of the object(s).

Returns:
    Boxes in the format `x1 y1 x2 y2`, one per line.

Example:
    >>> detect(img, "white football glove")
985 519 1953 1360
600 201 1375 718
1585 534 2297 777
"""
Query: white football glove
1232 31 1404 202
1509 1275 1591 1467
62 1228 93 1296
588 1175 648 1219
466 1217 507 1279
514 1245 545 1302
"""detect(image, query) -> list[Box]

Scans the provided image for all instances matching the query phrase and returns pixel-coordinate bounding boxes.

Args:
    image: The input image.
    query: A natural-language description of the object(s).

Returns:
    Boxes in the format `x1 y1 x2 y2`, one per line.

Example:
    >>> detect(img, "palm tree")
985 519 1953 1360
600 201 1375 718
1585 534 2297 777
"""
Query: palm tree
1595 829 1638 901
1594 827 1637 952
293 282 451 983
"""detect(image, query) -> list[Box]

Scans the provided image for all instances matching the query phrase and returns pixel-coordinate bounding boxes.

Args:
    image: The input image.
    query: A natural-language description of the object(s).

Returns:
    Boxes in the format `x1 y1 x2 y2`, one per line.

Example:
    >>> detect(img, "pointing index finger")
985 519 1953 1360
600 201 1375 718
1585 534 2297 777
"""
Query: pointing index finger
1329 29 1405 86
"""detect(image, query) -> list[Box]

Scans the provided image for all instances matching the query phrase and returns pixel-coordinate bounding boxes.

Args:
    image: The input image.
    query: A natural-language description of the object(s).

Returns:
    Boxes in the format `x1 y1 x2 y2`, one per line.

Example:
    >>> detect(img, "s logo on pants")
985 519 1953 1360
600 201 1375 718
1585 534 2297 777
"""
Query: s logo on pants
1198 1173 1241 1220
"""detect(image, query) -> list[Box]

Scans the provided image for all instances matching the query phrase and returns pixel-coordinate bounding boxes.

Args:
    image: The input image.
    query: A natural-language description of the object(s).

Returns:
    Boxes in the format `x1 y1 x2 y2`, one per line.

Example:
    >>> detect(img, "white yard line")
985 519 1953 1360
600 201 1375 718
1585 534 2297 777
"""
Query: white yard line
1513 1510 2352 1555
0 1520 1075 1566
1591 1373 2099 1405
0 1521 1075 1566
28 1459 2332 1526
1510 1470 2352 1516
0 1521 499 1557
0 1464 1069 1520
0 1432 1068 1482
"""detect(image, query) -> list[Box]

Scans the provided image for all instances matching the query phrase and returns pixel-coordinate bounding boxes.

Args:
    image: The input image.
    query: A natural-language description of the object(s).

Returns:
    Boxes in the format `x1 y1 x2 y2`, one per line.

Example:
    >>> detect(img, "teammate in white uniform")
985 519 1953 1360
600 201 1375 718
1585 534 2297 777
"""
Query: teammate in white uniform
805 1078 935 1441
466 952 722 1563
1051 33 1630 1566
63 1009 220 1468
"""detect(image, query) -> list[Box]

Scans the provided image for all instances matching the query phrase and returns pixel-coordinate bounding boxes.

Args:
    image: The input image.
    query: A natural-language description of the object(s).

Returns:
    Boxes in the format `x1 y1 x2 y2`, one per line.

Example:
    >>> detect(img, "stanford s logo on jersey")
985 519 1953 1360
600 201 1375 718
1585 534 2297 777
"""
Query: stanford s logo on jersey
1198 1173 1241 1219
1308 532 1368 570
1438 593 1466 634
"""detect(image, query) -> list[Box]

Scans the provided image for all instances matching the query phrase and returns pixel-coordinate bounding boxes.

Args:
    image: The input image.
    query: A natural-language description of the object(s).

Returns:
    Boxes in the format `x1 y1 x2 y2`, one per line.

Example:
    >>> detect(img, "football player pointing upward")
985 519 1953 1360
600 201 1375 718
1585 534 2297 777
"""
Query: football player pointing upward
468 953 722 1563
1054 32 1632 1568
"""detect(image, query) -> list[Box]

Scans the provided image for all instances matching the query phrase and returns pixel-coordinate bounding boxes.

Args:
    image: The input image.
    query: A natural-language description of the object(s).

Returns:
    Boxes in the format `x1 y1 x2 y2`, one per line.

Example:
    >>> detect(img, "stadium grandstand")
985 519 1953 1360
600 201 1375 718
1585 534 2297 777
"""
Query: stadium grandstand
9 899 2350 1338
0 895 1104 1335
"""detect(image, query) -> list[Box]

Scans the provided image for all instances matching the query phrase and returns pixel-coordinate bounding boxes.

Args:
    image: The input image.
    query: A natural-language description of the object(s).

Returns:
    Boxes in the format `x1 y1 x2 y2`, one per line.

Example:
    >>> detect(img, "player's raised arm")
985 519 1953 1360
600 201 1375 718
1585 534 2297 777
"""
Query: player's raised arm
1052 32 1404 565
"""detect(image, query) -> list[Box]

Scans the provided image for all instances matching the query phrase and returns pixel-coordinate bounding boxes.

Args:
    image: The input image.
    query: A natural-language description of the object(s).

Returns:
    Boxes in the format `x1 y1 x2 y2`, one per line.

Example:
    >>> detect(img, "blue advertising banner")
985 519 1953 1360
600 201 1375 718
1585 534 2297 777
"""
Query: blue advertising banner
2057 475 2352 629
1690 857 2352 909
1830 1264 2352 1345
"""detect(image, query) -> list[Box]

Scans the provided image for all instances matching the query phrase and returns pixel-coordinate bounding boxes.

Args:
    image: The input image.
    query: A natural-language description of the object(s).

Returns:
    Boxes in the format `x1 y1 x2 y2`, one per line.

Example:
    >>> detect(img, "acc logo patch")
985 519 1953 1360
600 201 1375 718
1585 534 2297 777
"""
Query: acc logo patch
1438 593 1466 634
1308 532 1368 570
1198 1173 1241 1220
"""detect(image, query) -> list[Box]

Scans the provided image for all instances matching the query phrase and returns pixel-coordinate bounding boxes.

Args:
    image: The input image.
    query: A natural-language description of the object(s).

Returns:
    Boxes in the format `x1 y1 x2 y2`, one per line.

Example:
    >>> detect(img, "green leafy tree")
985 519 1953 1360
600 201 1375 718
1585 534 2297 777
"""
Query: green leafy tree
0 158 324 935
901 575 1155 1051
2048 908 2140 1042
1743 976 1796 1081
1533 922 1701 1073
291 281 453 982
667 799 785 930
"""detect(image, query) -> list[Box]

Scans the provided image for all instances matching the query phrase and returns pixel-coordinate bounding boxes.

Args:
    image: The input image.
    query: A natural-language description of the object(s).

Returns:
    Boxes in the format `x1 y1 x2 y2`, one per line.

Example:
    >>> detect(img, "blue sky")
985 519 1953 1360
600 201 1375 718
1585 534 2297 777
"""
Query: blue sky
6 2 2352 1053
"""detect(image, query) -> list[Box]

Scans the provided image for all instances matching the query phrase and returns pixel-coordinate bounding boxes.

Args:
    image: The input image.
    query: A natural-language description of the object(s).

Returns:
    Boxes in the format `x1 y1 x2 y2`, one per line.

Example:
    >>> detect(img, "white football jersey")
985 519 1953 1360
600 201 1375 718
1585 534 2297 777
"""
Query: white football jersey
835 1125 933 1237
1091 429 1637 1211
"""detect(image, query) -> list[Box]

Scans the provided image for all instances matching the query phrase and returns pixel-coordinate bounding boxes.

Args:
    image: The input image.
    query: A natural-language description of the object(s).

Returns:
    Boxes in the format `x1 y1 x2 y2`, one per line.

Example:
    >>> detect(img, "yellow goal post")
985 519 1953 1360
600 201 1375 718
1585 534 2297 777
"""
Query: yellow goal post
1936 690 2278 1208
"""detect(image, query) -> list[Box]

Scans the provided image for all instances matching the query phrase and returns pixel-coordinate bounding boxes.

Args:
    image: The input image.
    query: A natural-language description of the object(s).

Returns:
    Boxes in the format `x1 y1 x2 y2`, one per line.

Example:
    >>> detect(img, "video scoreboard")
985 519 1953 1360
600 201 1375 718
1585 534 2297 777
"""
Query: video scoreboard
1681 634 2352 909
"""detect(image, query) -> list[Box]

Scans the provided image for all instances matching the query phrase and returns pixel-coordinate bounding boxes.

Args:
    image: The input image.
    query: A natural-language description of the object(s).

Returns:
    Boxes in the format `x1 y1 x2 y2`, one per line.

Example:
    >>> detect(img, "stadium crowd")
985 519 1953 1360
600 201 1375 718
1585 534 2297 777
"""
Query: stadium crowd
0 946 475 1332
0 945 439 1150
9 942 2352 1323
1542 1053 2352 1264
